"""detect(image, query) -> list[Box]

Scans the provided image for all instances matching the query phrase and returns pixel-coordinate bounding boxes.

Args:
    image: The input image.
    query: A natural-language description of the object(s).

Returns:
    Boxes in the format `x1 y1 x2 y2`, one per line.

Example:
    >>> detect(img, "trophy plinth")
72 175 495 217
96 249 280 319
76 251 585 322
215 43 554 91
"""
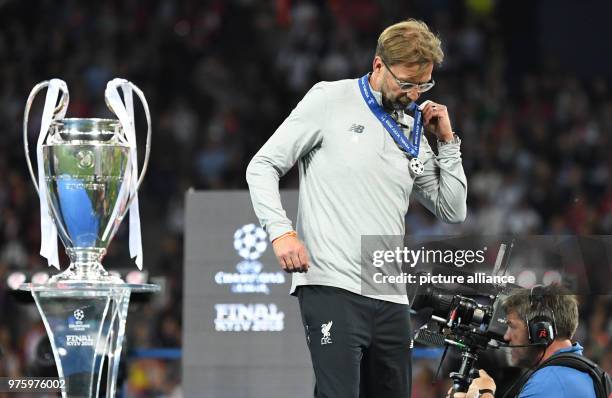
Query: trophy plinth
20 282 159 397
21 79 157 397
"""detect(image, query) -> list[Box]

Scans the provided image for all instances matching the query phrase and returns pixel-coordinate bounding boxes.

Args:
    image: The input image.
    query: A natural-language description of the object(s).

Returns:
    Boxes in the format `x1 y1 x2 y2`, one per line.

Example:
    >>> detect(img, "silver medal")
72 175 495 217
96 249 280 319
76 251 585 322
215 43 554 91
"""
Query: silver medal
409 158 424 175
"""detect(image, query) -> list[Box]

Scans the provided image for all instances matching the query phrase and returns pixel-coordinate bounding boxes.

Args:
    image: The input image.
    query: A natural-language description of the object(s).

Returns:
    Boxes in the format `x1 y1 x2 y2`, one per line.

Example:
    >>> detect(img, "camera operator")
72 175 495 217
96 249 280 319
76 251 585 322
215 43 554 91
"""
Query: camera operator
450 284 598 398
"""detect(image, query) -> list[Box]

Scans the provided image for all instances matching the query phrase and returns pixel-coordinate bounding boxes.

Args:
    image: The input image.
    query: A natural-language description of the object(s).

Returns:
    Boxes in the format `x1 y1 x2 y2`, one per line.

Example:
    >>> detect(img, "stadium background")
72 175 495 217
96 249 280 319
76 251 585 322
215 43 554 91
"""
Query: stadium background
0 0 611 397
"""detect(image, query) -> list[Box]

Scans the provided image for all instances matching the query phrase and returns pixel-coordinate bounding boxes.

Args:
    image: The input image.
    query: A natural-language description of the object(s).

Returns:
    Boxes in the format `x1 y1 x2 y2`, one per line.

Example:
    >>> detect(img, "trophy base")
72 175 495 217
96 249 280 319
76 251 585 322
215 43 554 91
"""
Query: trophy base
48 263 124 284
21 281 160 293
19 282 159 398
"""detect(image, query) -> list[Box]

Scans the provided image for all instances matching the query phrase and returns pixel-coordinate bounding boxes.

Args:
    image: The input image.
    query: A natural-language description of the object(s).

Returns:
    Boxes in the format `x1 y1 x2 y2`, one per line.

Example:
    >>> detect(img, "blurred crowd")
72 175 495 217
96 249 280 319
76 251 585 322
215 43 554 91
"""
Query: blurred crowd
0 0 610 397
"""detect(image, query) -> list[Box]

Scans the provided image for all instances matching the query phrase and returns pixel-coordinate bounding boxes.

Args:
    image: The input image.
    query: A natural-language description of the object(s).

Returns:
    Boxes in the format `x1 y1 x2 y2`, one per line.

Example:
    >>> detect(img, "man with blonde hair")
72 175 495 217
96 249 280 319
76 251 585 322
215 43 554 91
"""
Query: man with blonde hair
247 19 467 397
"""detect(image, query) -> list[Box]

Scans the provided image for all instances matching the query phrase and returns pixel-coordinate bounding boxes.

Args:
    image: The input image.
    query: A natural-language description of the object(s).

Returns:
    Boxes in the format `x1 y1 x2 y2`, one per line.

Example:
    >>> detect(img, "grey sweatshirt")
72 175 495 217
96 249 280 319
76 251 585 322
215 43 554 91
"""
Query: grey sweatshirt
246 78 467 304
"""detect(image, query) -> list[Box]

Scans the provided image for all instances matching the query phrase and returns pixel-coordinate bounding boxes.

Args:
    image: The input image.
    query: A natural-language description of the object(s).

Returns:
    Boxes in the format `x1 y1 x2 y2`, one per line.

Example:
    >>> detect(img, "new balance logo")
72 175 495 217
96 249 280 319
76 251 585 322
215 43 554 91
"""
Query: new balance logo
321 321 333 345
349 124 365 134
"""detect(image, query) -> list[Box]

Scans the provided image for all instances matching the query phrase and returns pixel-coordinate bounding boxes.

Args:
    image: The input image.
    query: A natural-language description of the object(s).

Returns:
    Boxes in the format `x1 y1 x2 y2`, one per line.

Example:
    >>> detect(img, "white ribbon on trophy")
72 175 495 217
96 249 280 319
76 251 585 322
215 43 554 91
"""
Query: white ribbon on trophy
26 78 150 271
104 78 147 270
22 79 158 398
35 79 69 269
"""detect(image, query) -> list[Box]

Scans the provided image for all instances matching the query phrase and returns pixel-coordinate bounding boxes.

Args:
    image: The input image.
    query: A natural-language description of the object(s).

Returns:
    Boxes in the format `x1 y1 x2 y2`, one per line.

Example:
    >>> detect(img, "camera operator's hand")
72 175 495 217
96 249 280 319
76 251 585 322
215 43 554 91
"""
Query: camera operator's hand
272 232 309 273
446 370 496 398
469 369 496 396
446 389 467 398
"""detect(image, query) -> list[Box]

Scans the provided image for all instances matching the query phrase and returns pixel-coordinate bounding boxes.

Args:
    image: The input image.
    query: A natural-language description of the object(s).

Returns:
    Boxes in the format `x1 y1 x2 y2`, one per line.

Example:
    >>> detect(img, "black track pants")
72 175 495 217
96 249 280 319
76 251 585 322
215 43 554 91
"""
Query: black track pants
297 285 412 398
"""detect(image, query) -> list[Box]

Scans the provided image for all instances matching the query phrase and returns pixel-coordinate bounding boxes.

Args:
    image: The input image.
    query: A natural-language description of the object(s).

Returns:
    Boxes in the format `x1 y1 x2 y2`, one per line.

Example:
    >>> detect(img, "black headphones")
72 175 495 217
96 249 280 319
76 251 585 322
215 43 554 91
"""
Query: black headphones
526 285 557 346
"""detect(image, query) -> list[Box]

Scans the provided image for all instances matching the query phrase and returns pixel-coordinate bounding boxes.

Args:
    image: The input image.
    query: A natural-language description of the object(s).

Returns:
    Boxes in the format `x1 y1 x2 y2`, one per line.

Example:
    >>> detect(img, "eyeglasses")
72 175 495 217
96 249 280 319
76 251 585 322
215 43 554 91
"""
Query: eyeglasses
382 59 435 93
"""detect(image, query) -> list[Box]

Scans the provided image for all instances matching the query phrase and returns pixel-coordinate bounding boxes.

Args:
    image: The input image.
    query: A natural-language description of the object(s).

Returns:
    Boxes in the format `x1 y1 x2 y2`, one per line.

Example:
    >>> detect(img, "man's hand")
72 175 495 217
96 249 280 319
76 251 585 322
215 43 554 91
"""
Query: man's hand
420 101 453 142
272 235 309 273
447 389 467 398
468 369 496 396
446 370 496 398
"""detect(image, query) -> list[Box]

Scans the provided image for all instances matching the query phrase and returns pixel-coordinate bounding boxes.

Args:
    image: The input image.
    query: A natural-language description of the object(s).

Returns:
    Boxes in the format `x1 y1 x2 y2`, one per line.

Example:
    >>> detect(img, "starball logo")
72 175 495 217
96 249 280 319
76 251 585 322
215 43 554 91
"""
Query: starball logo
73 309 85 321
68 308 91 332
213 224 287 333
214 224 285 294
233 224 267 261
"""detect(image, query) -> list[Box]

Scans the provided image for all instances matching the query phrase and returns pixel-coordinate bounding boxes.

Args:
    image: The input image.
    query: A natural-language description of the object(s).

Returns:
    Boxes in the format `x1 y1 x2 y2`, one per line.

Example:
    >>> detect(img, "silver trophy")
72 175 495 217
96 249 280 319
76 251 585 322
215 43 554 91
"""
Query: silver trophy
20 79 159 397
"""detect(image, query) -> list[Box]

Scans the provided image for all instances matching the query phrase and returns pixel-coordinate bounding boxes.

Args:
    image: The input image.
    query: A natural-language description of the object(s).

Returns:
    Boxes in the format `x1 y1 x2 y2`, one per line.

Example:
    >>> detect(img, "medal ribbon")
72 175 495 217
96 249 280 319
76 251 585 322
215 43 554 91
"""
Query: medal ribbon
358 74 423 157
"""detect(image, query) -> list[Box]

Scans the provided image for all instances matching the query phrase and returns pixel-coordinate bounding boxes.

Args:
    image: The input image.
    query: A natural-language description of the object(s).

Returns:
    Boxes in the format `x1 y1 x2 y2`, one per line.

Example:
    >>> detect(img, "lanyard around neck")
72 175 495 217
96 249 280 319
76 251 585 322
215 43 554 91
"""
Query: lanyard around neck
358 74 423 158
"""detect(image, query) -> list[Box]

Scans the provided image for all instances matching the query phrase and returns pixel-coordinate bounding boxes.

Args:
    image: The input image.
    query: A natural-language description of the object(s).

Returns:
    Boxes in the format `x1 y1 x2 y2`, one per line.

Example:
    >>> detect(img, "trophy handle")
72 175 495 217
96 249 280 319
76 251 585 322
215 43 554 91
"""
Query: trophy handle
23 81 70 194
127 82 152 193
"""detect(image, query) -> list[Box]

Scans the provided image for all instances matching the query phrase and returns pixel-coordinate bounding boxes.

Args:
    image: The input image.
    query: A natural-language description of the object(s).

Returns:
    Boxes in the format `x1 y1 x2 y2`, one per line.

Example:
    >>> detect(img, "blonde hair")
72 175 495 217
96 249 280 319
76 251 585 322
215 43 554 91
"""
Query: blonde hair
376 19 444 69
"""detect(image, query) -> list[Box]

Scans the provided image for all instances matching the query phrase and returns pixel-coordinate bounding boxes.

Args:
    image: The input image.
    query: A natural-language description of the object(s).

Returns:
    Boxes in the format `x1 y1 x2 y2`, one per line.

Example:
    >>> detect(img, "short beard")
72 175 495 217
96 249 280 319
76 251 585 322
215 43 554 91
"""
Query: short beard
382 93 409 113
381 94 396 112
513 346 545 368
380 80 406 112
